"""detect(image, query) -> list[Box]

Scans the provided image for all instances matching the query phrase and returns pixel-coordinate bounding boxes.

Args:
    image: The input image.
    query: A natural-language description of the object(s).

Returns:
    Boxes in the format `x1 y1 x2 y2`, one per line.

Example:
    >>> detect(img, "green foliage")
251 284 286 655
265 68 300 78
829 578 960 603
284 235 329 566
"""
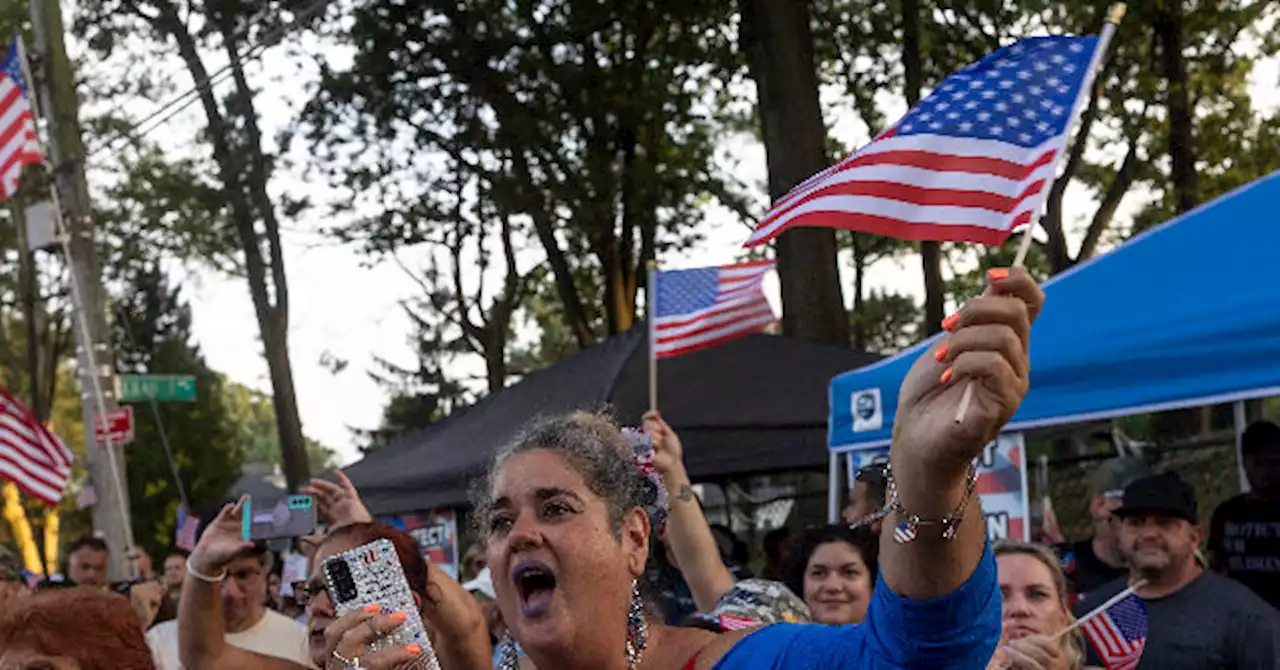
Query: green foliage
110 268 243 557
221 381 337 471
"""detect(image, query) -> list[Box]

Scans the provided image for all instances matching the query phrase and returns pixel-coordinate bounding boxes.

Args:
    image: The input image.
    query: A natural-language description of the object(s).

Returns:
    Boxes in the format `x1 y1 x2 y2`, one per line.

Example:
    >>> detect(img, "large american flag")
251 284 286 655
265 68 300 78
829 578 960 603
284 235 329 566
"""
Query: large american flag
0 386 73 505
1082 591 1148 670
744 35 1100 248
652 260 776 359
1 38 44 203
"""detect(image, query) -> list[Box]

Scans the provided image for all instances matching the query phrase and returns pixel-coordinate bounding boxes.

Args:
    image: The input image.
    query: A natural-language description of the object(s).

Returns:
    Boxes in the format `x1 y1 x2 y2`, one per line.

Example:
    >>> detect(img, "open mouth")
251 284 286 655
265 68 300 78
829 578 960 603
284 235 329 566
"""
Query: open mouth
512 560 558 618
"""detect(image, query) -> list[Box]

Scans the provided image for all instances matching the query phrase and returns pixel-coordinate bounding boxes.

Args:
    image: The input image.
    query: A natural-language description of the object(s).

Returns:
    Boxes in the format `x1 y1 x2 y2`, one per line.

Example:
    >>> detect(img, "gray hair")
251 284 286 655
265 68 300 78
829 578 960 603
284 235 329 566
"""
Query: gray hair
472 411 650 538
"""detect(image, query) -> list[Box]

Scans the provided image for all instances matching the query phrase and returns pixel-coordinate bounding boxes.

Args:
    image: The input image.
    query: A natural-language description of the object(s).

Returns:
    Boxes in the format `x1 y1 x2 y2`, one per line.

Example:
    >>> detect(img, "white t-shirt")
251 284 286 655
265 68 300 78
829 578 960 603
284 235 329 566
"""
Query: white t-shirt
147 609 313 669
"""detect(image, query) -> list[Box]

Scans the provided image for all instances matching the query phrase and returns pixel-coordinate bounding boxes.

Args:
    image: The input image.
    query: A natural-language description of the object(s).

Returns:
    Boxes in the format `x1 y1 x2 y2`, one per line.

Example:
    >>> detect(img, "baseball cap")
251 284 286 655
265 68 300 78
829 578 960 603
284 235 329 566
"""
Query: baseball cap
1089 457 1153 498
681 579 811 632
1113 471 1198 522
462 567 496 601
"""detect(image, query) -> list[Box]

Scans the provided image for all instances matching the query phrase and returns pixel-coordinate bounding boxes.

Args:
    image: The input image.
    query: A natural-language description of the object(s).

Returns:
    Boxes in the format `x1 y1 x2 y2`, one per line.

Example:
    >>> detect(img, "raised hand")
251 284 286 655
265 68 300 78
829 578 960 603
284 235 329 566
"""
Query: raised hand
894 268 1043 471
642 410 684 478
323 606 430 670
988 634 1069 670
188 497 255 577
304 470 374 531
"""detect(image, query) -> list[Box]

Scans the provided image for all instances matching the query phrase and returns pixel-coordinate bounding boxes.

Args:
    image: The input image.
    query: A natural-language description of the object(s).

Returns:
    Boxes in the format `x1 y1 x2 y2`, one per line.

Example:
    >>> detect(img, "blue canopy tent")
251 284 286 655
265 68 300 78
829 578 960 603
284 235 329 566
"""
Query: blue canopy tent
825 171 1280 519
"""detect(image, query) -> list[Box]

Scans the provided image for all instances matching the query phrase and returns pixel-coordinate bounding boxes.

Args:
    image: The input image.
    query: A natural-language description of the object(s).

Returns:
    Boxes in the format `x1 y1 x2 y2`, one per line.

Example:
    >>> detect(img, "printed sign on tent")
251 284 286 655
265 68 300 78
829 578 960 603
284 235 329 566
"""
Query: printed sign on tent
379 508 460 579
846 433 1030 543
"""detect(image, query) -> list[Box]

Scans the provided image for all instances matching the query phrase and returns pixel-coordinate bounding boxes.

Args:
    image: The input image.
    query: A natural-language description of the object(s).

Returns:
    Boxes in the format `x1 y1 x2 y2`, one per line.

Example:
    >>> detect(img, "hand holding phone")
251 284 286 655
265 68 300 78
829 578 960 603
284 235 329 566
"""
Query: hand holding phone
323 539 437 666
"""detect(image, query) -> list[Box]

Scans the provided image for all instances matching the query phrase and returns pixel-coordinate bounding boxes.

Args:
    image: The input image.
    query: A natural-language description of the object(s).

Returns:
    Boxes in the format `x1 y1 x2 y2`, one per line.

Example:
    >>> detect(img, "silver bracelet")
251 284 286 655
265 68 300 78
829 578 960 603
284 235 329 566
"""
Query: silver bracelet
186 557 228 583
885 462 979 544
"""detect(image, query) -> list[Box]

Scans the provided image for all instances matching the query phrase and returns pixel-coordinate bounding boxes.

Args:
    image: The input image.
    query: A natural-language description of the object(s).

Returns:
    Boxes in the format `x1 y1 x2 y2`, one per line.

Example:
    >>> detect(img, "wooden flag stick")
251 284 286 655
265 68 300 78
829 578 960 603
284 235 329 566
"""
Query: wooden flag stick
647 260 659 412
954 3 1127 425
1052 579 1146 640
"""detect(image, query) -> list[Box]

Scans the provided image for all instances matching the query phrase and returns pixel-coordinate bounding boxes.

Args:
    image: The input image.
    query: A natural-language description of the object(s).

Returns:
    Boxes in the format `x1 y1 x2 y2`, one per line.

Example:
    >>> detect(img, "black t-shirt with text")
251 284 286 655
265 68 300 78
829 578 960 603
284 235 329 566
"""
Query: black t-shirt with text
1056 539 1127 604
1210 493 1280 610
1075 571 1280 669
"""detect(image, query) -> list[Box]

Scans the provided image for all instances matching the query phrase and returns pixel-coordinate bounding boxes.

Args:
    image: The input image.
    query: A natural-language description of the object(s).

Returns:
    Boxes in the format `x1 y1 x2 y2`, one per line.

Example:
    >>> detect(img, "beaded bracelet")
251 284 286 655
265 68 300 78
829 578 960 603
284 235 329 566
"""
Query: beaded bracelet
884 462 979 544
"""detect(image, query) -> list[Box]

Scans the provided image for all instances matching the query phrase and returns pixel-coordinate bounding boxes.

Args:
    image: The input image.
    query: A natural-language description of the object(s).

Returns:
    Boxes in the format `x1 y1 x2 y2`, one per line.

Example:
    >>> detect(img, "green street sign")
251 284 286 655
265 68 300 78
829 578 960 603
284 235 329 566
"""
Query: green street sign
118 375 197 403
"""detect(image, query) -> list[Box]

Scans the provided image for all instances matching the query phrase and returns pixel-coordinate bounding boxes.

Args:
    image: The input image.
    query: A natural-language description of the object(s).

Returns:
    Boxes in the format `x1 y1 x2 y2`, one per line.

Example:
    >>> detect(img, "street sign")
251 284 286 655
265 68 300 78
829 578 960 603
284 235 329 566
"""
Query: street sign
118 374 197 403
94 406 135 445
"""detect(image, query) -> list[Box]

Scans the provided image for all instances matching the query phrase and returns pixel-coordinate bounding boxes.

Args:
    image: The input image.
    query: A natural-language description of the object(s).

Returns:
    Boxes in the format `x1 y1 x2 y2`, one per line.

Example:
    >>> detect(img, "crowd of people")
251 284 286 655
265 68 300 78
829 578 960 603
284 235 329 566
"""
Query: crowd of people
1 269 1279 669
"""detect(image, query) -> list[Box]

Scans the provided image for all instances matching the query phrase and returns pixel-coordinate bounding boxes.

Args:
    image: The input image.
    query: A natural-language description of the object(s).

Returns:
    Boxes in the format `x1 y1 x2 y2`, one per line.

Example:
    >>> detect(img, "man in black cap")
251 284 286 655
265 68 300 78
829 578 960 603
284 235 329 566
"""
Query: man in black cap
1209 420 1280 610
1075 471 1280 669
1056 457 1151 602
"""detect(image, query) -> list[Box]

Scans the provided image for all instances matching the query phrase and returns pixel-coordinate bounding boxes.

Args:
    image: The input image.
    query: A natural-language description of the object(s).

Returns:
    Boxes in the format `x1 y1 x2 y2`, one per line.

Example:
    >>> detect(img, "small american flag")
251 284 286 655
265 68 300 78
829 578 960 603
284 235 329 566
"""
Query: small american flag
892 521 918 544
1082 591 1148 670
175 506 200 551
652 260 776 359
0 386 72 505
717 614 762 631
1 38 44 203
744 35 1100 248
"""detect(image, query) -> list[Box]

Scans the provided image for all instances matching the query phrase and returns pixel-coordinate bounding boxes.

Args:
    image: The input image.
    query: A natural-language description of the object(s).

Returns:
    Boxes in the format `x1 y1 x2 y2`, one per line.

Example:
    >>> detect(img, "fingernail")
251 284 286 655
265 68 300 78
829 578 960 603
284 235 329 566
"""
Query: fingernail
988 268 1009 282
363 604 380 613
942 312 960 331
940 367 954 385
392 611 407 622
406 644 422 655
934 342 949 362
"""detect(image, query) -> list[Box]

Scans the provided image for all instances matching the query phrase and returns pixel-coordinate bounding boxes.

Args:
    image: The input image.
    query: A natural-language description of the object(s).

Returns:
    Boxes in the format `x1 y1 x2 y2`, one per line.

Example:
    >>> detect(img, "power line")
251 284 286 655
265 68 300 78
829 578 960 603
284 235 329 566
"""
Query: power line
86 0 336 160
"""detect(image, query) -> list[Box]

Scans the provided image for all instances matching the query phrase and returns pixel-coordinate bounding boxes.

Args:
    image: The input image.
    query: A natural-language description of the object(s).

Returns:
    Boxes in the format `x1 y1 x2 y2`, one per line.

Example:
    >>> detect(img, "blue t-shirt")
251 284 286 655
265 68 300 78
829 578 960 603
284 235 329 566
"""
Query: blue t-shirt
712 545 1000 669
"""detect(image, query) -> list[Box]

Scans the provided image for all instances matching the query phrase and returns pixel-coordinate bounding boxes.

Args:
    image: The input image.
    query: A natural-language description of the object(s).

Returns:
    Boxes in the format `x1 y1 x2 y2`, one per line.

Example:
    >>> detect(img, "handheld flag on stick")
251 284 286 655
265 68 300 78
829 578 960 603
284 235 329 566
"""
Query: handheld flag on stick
0 386 73 505
1060 583 1148 670
647 260 777 409
0 37 44 202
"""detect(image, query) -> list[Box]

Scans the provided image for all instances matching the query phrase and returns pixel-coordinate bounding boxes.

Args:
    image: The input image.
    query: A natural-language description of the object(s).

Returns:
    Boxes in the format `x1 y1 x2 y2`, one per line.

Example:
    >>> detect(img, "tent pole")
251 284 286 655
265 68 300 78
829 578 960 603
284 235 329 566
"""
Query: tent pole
828 452 840 524
1234 400 1251 494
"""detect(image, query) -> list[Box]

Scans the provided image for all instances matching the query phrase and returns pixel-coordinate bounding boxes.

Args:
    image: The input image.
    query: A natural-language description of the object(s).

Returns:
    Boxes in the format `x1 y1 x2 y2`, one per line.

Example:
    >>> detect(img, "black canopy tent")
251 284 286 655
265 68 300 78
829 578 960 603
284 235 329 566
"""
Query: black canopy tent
344 327 878 515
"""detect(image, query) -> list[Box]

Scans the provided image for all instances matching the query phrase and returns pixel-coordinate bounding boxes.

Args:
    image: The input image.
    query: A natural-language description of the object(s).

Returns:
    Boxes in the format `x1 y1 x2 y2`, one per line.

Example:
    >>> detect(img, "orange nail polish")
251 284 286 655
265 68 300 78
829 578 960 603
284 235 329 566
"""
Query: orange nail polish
988 268 1010 281
942 312 960 331
940 367 954 385
392 611 408 622
363 604 381 614
406 644 422 655
934 342 949 362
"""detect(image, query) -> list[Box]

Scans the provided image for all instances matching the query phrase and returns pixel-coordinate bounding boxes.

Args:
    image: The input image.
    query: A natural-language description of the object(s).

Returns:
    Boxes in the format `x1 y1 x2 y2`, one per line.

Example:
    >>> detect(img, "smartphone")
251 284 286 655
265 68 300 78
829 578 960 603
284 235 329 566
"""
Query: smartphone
322 539 436 664
242 494 316 542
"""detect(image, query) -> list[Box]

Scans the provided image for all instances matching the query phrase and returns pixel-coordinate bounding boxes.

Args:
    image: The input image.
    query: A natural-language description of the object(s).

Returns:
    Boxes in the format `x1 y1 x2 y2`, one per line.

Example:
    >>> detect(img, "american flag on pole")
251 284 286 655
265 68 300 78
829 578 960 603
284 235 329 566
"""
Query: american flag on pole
744 35 1101 248
1 38 44 203
0 386 73 505
1081 591 1148 670
652 260 776 359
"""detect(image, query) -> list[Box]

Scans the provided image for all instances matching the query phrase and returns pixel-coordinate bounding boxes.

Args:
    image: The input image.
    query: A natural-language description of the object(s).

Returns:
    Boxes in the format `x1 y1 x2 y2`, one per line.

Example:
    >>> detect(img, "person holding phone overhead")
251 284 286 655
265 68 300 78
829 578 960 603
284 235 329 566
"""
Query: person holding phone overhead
177 472 493 670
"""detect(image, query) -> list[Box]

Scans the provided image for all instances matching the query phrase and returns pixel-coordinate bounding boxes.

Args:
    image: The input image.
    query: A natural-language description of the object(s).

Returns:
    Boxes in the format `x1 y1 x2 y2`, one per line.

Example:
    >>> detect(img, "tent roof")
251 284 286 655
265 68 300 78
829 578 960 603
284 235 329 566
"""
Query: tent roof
829 171 1280 452
346 328 878 514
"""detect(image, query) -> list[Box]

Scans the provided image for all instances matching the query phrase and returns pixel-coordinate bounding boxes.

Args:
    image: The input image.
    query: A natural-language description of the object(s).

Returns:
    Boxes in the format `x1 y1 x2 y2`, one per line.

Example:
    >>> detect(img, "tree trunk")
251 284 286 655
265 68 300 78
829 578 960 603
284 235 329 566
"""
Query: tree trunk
851 234 866 350
740 0 848 346
1155 1 1198 214
154 2 310 488
902 0 945 334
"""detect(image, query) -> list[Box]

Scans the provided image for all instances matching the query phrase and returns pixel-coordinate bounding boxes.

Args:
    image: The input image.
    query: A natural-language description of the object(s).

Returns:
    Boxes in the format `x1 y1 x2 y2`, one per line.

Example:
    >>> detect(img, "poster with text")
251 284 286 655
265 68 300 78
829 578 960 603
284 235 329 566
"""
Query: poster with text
845 433 1029 542
379 508 460 579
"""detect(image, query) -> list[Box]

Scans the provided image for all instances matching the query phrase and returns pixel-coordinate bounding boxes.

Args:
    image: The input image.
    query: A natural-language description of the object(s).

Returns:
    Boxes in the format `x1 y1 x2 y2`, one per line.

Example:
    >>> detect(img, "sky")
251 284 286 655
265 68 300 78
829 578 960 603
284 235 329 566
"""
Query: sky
79 11 1280 467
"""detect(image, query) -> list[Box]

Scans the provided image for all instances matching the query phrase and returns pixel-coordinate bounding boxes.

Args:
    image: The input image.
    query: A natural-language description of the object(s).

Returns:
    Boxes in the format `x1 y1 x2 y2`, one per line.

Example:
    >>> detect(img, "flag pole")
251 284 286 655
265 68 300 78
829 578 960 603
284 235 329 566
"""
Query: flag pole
1053 579 1146 639
954 3 1127 424
647 260 658 412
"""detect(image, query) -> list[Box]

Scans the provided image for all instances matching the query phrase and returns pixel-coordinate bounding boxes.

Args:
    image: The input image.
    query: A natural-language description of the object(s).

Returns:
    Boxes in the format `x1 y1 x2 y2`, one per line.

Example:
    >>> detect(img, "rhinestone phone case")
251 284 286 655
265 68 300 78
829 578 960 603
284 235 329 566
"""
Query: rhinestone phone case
322 538 439 668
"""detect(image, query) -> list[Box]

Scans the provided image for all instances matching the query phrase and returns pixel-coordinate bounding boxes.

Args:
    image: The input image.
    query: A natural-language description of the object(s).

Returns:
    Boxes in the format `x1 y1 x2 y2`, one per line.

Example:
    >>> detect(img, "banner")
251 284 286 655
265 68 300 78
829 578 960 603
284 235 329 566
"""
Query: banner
845 433 1029 543
379 508 460 579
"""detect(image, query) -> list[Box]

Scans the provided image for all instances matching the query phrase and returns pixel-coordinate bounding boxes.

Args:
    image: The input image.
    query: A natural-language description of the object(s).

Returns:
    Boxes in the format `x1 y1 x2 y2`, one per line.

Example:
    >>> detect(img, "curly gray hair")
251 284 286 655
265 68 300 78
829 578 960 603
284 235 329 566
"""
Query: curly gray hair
472 411 650 538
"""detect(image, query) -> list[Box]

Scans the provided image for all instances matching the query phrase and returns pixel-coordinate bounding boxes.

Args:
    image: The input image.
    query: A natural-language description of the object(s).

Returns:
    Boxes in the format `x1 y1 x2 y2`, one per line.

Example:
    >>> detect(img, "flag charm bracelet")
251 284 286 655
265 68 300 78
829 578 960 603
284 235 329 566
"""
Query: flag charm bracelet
885 463 979 544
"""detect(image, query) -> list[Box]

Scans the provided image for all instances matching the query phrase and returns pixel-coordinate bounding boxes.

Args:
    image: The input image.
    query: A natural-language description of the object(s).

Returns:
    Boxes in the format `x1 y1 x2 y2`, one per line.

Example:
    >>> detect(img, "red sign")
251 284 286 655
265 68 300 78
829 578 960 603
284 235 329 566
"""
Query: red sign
93 406 134 445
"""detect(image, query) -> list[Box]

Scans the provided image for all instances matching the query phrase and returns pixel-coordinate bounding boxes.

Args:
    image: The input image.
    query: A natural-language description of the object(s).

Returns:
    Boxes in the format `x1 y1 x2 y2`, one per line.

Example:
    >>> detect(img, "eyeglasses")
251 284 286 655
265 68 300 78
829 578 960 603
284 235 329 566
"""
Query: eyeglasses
291 580 328 608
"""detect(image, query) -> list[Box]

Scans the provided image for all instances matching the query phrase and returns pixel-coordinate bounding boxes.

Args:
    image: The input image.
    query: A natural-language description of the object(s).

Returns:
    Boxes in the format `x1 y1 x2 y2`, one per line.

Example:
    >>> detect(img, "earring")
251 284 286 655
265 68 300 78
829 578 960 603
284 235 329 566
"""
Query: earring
498 633 520 670
625 579 648 669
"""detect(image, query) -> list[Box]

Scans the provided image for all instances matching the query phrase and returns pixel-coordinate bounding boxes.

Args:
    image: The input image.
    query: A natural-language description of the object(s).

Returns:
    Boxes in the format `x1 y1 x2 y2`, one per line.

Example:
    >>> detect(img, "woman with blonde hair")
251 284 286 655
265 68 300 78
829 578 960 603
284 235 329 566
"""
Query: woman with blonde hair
989 541 1086 670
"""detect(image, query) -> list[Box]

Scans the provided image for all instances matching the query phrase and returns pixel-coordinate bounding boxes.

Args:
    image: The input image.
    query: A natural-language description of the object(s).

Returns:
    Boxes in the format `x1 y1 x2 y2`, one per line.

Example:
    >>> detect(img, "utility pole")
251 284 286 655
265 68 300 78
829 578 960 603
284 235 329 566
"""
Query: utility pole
27 0 137 581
